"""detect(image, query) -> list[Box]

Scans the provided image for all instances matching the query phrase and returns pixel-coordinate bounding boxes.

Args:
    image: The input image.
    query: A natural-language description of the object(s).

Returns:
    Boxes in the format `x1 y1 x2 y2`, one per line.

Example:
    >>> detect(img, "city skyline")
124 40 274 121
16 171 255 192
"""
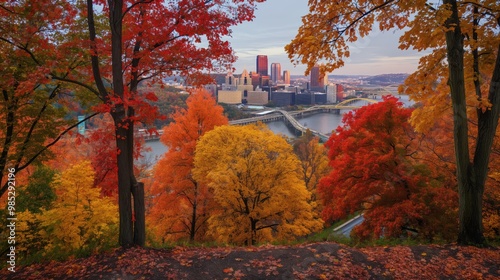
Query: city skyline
228 0 425 76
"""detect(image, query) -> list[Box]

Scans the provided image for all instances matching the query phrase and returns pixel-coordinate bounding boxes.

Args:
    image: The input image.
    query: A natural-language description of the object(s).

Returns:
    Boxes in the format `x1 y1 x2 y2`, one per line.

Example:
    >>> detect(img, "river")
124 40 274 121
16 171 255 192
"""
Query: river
143 95 413 162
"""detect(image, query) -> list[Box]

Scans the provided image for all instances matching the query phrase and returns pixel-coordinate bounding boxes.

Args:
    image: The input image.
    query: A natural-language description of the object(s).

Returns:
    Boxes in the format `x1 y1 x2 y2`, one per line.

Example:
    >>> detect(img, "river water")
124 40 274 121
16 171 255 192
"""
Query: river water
143 95 413 161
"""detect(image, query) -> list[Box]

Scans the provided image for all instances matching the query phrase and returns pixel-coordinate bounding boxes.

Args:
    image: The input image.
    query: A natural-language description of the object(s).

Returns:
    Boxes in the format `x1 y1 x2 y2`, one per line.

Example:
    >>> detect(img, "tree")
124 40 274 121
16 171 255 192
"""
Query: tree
318 97 458 241
193 124 323 245
292 130 330 214
148 89 228 243
12 162 118 259
286 0 500 245
0 0 97 198
40 161 118 253
16 165 56 214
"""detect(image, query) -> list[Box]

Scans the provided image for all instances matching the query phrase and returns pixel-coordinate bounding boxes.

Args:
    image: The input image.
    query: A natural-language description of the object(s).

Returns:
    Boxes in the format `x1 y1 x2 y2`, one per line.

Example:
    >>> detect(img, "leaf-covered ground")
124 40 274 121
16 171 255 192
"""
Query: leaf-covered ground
3 242 499 279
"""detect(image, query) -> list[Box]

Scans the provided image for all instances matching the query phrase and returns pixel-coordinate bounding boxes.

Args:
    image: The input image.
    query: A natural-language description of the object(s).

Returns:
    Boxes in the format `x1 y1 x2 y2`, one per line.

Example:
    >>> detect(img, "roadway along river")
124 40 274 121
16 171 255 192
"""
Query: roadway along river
142 95 413 163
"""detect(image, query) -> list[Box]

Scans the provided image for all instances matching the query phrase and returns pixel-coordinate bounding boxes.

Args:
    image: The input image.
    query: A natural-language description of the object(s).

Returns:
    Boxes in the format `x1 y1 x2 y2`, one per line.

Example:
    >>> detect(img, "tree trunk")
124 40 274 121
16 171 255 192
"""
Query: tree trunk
443 0 485 245
190 201 197 242
113 111 134 246
133 182 145 246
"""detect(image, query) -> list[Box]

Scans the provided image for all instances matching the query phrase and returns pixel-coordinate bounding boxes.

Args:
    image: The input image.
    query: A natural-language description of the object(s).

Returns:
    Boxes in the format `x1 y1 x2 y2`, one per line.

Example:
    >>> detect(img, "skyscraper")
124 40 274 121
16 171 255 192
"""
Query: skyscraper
283 70 290 85
310 65 327 90
256 55 268 76
270 63 281 83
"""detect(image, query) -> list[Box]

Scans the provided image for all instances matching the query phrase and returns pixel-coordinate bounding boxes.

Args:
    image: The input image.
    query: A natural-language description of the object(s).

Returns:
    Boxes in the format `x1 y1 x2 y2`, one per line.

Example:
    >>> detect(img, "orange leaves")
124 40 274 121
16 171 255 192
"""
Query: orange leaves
286 1 422 75
193 124 323 245
147 89 227 243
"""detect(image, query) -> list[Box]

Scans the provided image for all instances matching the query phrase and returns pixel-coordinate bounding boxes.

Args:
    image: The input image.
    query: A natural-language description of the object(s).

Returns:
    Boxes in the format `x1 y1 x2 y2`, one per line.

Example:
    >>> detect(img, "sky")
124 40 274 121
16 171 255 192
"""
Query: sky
227 0 424 76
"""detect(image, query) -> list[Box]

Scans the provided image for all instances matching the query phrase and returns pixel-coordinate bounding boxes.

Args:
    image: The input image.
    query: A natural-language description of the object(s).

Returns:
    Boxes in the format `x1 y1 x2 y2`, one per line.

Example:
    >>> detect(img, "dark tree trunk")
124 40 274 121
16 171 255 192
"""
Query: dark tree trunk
190 201 197 242
113 111 134 246
467 41 500 244
87 0 147 247
443 0 486 245
0 90 16 197
133 182 146 246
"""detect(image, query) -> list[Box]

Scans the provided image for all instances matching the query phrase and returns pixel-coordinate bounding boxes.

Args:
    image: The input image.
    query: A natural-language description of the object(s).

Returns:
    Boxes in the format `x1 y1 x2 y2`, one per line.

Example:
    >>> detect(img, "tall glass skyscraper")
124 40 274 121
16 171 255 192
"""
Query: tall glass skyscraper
271 63 281 83
256 55 268 76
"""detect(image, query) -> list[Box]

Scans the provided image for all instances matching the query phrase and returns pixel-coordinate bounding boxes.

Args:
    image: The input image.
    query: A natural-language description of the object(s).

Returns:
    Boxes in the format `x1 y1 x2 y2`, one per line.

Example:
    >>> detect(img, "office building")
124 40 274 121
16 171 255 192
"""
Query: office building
256 55 268 76
325 84 337 103
283 70 290 85
271 90 295 107
246 87 269 105
310 65 327 91
336 84 344 101
271 63 281 83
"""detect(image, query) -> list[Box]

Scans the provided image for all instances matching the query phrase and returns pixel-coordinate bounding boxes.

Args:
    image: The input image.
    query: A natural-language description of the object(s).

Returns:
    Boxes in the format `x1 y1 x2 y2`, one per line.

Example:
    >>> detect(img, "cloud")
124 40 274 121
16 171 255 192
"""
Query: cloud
227 0 424 76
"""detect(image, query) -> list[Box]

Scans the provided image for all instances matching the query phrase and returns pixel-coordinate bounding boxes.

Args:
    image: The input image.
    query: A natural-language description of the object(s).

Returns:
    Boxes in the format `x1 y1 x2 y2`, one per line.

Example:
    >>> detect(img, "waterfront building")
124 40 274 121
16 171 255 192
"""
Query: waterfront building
325 84 337 103
246 87 269 105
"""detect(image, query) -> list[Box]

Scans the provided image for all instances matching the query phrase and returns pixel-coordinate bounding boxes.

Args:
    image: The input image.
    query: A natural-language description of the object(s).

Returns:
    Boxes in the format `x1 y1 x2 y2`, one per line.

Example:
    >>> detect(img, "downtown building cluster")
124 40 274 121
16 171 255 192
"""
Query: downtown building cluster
209 55 344 107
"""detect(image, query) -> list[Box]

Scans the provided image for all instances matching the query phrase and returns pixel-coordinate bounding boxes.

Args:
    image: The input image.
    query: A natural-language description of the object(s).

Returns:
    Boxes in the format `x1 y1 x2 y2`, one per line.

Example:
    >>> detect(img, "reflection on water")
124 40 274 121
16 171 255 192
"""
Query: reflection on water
141 139 167 164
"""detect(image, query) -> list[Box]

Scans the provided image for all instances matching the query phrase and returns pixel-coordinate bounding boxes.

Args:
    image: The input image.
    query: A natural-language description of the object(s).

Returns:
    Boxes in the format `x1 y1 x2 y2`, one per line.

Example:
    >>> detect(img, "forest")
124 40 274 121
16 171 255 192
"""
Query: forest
1 0 499 278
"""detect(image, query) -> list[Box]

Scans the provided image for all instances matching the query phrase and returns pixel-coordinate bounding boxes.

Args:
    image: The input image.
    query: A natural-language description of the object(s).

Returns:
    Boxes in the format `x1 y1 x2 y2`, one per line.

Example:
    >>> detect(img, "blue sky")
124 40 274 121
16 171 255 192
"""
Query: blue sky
227 0 424 76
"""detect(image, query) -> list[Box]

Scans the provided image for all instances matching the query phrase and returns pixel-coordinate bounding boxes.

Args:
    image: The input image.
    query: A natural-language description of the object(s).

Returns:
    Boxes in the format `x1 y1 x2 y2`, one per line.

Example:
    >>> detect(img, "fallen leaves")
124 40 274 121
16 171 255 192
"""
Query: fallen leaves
2 243 499 279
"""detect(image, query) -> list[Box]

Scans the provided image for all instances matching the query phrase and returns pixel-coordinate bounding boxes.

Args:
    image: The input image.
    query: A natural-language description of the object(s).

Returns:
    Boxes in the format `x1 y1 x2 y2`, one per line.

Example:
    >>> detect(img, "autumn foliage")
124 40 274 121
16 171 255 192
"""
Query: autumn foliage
148 89 228 243
193 124 323 245
14 161 118 259
319 96 458 241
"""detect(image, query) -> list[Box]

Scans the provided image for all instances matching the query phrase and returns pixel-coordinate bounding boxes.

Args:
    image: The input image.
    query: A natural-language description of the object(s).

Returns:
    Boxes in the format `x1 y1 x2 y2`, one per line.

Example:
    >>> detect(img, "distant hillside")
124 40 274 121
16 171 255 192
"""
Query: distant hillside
361 73 409 85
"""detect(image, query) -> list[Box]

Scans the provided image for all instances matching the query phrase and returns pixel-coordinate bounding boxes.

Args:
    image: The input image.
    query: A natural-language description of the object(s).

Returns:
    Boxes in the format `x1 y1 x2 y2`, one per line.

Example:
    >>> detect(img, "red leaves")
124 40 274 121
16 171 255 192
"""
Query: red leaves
319 96 458 241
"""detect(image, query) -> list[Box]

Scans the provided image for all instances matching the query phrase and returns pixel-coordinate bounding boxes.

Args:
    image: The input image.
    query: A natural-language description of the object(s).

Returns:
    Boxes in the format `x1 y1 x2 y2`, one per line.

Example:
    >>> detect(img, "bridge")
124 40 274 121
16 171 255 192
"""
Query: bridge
229 97 379 141
137 129 164 141
307 97 378 111
138 98 378 142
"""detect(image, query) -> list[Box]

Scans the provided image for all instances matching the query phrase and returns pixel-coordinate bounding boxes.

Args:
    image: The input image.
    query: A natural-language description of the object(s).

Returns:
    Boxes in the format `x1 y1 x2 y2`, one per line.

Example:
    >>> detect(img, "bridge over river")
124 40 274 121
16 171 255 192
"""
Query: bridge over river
229 98 378 142
138 98 378 142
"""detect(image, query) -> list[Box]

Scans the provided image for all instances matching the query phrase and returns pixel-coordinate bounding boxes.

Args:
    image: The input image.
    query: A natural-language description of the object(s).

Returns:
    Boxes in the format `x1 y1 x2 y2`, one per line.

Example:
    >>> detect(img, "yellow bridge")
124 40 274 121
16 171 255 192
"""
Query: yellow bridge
229 98 379 142
306 97 379 111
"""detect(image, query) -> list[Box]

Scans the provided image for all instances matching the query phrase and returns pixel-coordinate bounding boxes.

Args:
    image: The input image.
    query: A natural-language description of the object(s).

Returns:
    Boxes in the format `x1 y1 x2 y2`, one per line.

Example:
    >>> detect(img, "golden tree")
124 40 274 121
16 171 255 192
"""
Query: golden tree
286 0 500 245
193 124 323 245
40 161 118 252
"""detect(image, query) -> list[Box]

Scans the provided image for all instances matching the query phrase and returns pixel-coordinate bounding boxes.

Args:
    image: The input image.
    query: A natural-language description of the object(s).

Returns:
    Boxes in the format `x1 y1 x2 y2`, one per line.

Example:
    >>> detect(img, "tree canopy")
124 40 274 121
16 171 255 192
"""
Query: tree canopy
193 124 323 245
319 97 457 241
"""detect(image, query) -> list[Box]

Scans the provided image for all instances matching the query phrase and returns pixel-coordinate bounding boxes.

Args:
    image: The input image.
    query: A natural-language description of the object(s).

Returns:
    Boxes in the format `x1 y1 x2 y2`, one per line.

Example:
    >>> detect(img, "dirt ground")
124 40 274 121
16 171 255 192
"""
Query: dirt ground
2 242 499 279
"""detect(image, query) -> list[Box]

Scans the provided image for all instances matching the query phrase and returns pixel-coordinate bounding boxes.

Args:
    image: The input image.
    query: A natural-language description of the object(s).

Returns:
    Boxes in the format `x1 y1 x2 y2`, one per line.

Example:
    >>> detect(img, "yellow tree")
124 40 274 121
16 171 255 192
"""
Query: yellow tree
148 89 228 243
193 124 323 245
292 130 330 213
286 0 500 245
40 161 118 252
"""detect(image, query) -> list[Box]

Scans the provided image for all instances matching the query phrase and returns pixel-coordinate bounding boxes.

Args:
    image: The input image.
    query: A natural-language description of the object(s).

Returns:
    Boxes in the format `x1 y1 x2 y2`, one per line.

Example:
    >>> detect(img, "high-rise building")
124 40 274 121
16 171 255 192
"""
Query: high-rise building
270 63 281 83
310 65 327 91
336 84 344 101
256 55 268 76
283 70 291 85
